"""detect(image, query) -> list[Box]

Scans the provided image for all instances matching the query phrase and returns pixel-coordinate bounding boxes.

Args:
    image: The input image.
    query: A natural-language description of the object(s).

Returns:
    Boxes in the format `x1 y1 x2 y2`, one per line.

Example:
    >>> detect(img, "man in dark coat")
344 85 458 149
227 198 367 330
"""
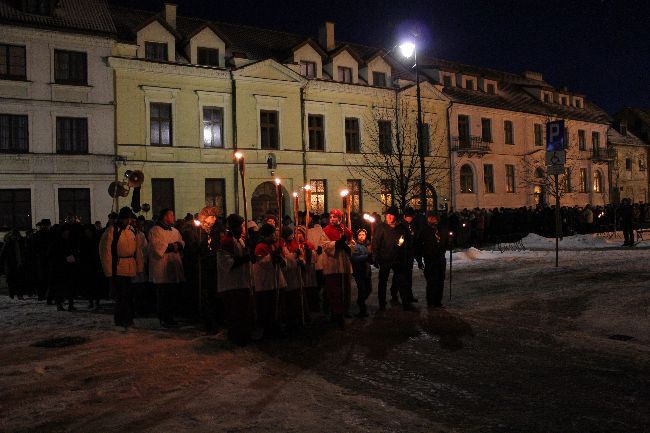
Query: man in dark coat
371 206 414 311
400 207 419 304
620 198 635 246
0 229 27 299
415 211 449 307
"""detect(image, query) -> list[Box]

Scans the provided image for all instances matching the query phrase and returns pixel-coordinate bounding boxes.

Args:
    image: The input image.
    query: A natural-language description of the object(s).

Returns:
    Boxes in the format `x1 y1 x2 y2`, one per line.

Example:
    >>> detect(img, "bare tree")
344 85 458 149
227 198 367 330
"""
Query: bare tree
347 92 448 211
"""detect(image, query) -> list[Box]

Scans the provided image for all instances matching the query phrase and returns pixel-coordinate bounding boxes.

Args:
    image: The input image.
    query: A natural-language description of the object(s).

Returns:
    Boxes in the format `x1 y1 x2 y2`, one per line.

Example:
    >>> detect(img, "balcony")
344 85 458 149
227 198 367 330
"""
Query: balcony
590 147 616 163
451 136 491 157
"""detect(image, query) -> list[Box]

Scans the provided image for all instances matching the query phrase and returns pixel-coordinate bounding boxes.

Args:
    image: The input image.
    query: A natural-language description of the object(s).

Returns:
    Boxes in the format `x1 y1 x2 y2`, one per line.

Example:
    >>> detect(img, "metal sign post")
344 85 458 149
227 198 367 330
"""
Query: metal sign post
546 120 565 268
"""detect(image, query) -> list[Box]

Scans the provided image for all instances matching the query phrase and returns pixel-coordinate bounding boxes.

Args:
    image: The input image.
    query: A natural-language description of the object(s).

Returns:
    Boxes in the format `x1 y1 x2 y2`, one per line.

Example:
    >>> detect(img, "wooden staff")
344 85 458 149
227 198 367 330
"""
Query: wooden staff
274 177 282 321
234 151 256 322
293 192 299 228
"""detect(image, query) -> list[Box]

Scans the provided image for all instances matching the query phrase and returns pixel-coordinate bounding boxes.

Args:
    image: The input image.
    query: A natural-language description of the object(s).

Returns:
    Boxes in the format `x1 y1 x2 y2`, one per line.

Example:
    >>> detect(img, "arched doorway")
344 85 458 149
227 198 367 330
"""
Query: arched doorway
409 184 438 211
251 181 290 221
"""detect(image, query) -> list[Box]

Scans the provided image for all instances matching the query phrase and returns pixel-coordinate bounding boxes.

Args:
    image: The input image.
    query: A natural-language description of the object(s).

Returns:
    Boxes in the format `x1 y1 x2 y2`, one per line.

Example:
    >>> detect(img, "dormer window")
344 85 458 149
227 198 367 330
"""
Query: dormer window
24 0 54 16
560 95 569 106
465 79 474 90
300 61 316 78
443 75 452 87
573 97 583 108
486 83 496 95
372 71 386 87
145 42 168 62
197 47 219 67
338 66 352 83
543 92 553 103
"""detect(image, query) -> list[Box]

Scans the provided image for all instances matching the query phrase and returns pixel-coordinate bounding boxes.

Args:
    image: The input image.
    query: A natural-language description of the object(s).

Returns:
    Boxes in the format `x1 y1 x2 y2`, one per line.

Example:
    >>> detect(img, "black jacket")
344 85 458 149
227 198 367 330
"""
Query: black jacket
415 223 449 262
371 222 410 266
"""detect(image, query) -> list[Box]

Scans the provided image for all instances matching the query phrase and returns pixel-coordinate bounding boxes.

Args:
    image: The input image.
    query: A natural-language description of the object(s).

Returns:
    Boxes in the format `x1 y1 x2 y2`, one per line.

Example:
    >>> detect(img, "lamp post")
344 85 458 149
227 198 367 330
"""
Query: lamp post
400 40 427 214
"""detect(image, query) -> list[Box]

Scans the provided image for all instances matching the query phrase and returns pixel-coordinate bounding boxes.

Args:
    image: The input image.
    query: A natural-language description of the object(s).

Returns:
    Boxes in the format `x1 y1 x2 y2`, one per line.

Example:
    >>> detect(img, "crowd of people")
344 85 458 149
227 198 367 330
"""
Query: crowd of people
0 199 644 344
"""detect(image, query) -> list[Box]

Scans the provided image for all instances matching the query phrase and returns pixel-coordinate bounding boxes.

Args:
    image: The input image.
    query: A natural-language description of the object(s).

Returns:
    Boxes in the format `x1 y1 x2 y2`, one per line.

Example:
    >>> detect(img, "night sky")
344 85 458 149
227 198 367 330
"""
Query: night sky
111 0 650 114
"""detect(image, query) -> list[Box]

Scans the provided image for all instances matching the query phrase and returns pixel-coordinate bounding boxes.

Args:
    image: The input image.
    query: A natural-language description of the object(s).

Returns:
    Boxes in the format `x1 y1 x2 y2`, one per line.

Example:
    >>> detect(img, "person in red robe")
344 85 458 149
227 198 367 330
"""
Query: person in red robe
321 209 354 326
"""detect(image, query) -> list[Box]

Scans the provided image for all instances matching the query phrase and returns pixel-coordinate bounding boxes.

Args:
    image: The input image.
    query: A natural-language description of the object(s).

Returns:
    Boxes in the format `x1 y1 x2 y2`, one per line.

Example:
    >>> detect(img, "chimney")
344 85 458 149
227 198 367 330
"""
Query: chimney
616 119 628 136
319 21 335 51
522 71 543 82
164 3 177 29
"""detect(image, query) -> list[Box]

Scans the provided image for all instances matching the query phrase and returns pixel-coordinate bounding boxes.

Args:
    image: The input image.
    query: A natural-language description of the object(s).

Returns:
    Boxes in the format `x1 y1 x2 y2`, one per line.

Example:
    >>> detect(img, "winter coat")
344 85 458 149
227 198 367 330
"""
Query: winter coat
99 224 144 278
216 233 250 293
320 223 354 276
132 231 149 283
253 242 286 292
371 222 411 267
307 224 328 271
350 241 370 277
148 224 185 284
415 223 448 262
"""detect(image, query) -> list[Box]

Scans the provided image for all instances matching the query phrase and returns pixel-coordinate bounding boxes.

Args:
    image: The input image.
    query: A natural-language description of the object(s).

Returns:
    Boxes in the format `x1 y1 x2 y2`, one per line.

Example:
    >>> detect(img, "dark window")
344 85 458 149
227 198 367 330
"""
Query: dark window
458 115 470 146
420 123 431 155
58 188 90 224
338 66 352 83
24 0 53 15
486 83 496 94
308 114 325 151
626 158 632 170
150 103 172 146
378 120 392 154
575 99 582 108
504 120 514 144
197 47 219 66
0 189 31 229
0 114 28 153
300 61 316 78
205 179 226 214
592 131 600 149
564 127 570 149
561 96 568 106
347 179 362 213
578 129 586 150
145 42 168 62
54 50 87 85
465 79 474 90
534 123 543 146
483 164 494 193
460 165 473 193
0 44 26 80
506 164 516 193
481 118 492 142
372 71 386 87
345 117 360 153
380 179 394 211
56 117 87 154
580 168 588 192
260 110 279 150
202 107 223 148
309 179 327 215
152 178 175 217
543 93 551 103
565 168 572 192
443 75 452 87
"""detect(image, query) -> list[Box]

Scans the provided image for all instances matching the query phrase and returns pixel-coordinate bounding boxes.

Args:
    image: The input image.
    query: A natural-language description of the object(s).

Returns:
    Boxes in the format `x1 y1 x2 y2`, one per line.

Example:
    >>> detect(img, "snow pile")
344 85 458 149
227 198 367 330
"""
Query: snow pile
520 232 643 250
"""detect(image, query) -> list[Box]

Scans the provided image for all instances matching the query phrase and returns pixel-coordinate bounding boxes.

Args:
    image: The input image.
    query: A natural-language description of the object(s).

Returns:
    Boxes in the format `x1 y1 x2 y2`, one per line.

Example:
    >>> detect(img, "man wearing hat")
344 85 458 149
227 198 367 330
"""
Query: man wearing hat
99 207 144 329
321 208 354 325
401 207 420 304
33 219 52 301
371 206 414 311
415 211 449 307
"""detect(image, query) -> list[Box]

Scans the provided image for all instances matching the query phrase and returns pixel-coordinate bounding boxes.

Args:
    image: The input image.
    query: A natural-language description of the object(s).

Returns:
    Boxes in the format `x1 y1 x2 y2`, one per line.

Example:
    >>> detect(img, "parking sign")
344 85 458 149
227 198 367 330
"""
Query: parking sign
546 120 565 152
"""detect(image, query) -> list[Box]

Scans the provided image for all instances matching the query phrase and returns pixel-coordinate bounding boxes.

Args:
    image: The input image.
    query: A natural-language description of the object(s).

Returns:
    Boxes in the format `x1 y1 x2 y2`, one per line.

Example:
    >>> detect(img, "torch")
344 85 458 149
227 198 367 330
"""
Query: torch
292 192 299 228
449 230 454 301
274 177 282 321
193 218 202 312
303 184 311 228
234 151 249 240
340 189 351 230
363 213 376 243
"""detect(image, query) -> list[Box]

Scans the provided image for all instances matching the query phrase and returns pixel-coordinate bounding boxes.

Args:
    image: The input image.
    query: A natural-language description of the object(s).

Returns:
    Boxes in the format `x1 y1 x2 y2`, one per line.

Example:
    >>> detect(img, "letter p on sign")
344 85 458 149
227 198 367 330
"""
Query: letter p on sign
546 120 565 152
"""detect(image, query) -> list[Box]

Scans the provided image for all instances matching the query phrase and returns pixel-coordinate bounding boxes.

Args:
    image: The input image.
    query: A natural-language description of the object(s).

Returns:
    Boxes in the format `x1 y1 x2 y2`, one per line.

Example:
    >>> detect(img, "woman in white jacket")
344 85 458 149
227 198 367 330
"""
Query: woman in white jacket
148 208 185 327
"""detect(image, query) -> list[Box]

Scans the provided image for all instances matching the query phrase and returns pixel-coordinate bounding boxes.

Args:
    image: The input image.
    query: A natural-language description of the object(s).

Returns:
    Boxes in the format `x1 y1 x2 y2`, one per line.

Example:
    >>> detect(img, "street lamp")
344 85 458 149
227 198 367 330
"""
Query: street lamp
400 39 427 214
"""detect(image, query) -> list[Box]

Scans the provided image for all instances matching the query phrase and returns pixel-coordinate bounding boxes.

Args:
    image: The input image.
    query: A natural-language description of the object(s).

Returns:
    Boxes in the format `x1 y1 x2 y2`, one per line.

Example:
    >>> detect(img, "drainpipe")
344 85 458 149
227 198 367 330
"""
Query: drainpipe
300 85 307 187
446 101 454 212
231 71 239 214
112 67 120 213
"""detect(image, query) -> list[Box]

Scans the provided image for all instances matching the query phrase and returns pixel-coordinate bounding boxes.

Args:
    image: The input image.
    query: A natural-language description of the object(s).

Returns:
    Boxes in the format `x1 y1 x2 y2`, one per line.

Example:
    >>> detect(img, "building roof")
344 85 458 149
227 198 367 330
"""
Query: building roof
608 128 648 148
107 3 609 125
0 0 115 35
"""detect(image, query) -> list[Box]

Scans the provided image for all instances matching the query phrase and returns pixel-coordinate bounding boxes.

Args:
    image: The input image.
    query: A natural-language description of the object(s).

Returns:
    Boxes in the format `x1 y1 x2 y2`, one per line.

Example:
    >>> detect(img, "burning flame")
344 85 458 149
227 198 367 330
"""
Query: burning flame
193 219 201 227
398 235 404 246
363 213 376 223
340 189 349 197
274 177 281 186
292 192 298 198
234 151 243 160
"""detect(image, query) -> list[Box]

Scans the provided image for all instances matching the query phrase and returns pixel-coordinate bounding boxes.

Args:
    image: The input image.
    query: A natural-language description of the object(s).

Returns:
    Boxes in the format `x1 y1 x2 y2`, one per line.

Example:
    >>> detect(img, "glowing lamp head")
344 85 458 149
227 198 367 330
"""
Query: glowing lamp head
234 151 243 160
274 177 281 186
193 219 201 227
399 41 415 58
340 189 349 198
363 213 376 224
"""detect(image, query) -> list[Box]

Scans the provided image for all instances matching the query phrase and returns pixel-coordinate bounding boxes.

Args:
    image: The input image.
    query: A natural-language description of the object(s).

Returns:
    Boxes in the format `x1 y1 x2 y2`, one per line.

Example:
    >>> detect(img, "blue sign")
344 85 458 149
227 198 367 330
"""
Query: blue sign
546 120 565 152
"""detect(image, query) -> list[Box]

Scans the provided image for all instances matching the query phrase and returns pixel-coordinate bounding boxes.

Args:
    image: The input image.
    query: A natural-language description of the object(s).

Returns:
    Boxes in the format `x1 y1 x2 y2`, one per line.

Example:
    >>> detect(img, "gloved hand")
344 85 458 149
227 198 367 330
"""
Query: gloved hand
165 243 176 253
175 242 184 252
335 238 347 251
316 246 323 255
305 248 313 263
271 250 283 265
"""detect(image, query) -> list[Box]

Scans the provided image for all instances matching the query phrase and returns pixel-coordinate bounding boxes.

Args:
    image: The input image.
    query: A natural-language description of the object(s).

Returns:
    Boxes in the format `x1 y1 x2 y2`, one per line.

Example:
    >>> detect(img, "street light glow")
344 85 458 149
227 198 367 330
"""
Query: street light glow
400 41 415 58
